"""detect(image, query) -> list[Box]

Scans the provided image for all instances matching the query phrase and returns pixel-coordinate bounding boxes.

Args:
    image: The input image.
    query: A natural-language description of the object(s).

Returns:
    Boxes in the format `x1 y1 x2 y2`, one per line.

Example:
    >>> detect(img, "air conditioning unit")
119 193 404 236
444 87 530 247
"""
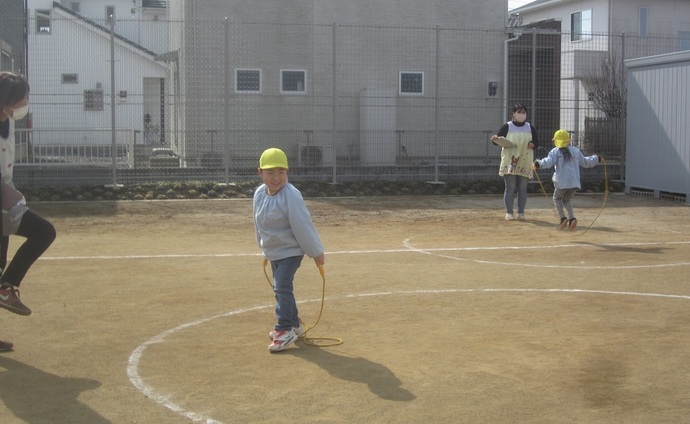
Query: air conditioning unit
298 144 323 167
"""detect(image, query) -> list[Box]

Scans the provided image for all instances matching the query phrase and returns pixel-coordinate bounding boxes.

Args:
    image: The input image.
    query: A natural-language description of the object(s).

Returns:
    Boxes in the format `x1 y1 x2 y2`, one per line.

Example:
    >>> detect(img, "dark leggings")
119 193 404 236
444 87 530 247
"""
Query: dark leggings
0 210 56 287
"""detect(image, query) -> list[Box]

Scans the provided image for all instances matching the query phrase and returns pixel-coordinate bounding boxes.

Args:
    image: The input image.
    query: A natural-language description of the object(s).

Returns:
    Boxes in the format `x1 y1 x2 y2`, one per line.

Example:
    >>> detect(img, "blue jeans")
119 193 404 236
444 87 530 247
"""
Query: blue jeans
503 174 529 215
270 255 303 331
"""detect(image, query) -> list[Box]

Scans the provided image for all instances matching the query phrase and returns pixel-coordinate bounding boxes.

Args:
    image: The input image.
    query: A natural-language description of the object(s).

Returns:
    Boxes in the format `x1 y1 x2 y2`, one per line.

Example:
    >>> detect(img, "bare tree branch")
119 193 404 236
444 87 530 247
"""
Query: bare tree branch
586 55 627 118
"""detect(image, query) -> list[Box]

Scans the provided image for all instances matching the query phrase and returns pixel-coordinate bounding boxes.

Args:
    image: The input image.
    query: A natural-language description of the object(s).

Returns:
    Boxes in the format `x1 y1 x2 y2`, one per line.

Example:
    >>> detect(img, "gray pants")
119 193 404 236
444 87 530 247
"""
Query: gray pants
553 188 577 220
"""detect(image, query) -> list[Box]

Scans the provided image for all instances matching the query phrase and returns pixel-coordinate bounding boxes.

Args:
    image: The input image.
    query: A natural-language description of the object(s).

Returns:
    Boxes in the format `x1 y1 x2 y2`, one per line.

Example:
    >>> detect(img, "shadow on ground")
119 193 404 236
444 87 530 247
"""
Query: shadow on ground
288 346 416 402
0 355 109 424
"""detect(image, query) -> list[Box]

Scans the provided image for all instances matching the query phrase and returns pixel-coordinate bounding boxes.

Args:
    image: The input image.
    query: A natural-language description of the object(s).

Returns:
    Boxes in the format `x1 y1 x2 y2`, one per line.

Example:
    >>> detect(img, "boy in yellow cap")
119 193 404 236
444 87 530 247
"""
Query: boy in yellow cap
253 148 325 352
532 130 601 230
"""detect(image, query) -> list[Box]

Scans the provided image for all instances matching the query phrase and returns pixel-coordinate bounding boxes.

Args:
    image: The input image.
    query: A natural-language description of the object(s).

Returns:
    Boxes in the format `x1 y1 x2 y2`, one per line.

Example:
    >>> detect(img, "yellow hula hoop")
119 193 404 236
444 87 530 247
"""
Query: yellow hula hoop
263 258 343 347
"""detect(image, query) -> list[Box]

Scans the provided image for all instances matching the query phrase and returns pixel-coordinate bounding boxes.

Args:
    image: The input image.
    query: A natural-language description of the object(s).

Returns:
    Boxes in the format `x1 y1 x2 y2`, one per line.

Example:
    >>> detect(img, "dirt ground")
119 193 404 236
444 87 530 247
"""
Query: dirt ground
0 192 689 423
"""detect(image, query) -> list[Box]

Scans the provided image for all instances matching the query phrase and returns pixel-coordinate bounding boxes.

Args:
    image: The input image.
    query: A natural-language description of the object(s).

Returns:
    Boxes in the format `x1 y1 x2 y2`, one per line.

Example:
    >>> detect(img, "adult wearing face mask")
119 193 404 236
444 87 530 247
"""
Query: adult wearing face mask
0 72 56 352
490 103 539 221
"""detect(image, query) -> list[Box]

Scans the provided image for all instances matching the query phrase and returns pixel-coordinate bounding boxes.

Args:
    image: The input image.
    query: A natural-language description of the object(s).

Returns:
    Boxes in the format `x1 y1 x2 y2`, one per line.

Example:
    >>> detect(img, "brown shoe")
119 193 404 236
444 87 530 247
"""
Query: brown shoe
0 339 14 352
0 285 32 316
568 218 578 231
559 217 568 230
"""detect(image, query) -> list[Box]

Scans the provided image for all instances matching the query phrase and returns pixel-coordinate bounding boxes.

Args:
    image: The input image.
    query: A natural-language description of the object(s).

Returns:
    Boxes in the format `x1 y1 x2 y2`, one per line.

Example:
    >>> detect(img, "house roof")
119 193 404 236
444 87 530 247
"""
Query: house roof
52 1 158 57
511 0 566 14
625 50 690 68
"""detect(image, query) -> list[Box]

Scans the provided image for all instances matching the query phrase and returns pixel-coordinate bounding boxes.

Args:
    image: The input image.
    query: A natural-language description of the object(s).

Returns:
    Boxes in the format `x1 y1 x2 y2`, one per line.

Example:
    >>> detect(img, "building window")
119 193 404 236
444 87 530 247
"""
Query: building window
84 89 104 111
639 7 648 37
1 51 10 72
571 9 592 41
62 73 78 84
399 72 424 95
70 2 81 13
236 69 261 93
36 9 51 34
678 32 690 51
280 69 306 94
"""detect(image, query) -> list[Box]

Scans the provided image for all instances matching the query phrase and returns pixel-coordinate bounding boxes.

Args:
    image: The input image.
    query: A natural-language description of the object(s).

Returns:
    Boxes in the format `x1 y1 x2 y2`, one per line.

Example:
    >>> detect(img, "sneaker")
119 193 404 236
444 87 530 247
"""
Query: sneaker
517 213 525 221
505 213 515 221
269 323 305 340
268 328 299 352
0 339 13 352
559 217 568 230
0 285 31 316
568 218 578 231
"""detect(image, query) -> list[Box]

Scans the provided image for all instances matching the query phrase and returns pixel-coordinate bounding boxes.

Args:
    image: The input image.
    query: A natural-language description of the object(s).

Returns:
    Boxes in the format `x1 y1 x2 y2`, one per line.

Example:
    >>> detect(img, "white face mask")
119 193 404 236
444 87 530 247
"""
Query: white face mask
10 104 29 120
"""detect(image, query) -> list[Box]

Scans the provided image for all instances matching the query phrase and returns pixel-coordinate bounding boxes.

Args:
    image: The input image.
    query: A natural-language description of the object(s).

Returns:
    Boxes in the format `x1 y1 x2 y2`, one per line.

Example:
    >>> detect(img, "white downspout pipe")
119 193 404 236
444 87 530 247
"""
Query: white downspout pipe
503 31 523 119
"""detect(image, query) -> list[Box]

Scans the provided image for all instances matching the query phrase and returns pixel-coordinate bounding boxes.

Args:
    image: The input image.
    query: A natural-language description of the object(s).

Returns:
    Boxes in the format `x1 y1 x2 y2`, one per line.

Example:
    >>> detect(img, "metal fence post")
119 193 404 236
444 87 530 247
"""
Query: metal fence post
432 25 441 183
109 15 117 187
620 32 626 180
332 21 338 183
224 17 231 184
531 30 537 125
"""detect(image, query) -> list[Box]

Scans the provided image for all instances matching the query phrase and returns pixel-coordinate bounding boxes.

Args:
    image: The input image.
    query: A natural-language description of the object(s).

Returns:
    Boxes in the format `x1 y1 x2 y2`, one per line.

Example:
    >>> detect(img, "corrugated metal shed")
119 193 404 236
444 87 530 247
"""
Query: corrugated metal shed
625 50 690 204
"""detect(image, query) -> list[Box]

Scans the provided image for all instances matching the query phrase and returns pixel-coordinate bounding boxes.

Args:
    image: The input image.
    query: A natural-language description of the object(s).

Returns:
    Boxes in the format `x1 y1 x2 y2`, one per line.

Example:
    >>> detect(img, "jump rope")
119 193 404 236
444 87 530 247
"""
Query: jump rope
263 258 343 347
533 156 609 235
258 155 606 347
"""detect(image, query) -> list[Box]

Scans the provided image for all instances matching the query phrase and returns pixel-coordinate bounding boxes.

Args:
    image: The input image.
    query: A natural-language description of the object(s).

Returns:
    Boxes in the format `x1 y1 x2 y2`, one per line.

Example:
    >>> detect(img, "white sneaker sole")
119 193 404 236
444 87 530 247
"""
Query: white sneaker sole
268 332 298 352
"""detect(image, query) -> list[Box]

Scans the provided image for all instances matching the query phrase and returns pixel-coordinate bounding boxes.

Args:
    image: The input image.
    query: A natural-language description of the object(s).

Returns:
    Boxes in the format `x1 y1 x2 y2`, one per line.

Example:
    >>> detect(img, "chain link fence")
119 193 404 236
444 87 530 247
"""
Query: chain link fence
7 14 687 187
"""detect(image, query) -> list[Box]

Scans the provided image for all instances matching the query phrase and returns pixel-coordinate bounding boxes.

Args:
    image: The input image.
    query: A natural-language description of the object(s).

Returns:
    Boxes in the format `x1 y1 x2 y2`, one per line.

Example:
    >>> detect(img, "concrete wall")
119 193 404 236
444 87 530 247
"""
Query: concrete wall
167 0 508 163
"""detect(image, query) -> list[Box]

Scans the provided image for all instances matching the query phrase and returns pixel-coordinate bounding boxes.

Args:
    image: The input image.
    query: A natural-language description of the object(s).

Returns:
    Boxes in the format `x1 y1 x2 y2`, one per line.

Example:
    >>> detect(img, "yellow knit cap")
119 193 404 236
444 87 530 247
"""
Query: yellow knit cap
552 129 571 148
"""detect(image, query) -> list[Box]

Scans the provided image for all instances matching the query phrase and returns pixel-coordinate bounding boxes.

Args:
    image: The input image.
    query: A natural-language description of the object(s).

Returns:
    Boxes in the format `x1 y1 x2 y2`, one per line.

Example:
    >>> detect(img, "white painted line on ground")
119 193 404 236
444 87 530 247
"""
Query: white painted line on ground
37 240 690 261
129 287 690 424
127 304 271 424
402 239 690 269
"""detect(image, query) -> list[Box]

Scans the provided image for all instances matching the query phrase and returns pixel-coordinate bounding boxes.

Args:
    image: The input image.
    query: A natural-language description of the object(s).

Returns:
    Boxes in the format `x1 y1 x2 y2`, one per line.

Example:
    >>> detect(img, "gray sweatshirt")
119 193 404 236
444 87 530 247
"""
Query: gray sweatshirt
253 182 324 261
535 146 599 190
